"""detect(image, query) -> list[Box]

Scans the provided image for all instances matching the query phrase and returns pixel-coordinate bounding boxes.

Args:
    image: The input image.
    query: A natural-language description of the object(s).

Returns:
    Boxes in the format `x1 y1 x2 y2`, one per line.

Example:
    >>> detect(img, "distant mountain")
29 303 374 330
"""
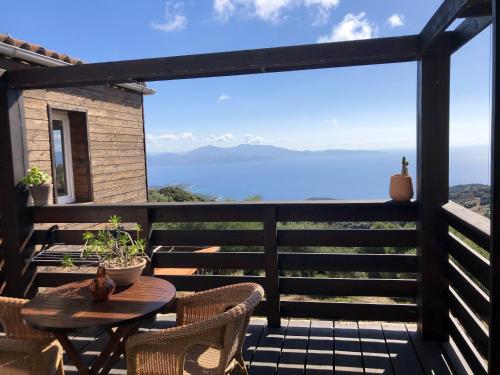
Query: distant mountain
148 144 381 166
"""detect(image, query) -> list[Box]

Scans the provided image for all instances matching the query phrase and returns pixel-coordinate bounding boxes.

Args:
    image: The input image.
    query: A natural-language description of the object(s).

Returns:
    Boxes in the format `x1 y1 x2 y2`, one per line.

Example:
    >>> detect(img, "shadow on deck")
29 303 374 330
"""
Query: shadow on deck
64 315 470 375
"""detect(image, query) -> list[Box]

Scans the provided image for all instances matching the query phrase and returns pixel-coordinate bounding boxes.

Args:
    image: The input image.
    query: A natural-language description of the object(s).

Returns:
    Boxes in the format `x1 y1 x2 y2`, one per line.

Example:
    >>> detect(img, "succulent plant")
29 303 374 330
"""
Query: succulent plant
401 156 409 176
22 167 52 186
81 215 150 268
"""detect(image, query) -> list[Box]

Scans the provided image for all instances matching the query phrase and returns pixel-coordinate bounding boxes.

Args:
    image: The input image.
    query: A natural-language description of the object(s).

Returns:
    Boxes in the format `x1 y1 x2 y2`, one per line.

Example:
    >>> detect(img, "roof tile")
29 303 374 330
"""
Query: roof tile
0 33 84 65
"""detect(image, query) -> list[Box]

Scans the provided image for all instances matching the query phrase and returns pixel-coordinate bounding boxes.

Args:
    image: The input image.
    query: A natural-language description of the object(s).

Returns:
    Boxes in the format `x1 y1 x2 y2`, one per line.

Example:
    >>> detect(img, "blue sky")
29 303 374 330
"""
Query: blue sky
2 0 492 153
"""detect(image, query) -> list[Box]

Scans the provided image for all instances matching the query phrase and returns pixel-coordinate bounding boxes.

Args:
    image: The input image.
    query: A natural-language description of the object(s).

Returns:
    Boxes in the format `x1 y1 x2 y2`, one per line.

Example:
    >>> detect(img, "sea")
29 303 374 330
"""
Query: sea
147 146 490 201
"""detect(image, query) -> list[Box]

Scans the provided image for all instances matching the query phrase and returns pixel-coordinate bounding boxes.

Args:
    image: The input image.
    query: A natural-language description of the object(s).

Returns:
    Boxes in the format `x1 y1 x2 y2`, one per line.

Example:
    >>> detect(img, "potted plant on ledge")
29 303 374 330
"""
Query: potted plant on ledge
82 215 149 286
22 167 53 206
389 156 414 202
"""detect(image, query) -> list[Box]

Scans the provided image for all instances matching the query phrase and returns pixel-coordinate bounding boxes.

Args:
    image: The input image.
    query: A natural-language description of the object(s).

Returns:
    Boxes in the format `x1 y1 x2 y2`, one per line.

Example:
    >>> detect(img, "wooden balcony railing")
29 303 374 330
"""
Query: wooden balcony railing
30 200 418 327
442 201 490 375
8 197 493 373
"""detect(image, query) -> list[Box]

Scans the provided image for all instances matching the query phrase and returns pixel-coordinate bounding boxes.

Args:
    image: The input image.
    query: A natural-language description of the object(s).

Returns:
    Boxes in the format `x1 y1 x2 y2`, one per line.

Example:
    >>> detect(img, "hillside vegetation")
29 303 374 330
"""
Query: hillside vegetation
148 185 215 202
449 184 490 217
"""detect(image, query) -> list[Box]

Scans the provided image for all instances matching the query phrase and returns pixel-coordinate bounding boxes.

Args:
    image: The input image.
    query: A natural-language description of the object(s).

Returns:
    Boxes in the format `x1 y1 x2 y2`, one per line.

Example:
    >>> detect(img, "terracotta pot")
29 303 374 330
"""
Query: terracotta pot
30 184 53 206
90 266 115 302
106 257 147 286
389 174 414 202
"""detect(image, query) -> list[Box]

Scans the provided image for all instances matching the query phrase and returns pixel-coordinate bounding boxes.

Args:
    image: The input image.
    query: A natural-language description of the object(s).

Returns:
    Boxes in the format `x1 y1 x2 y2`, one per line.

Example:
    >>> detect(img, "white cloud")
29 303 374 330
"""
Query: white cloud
304 0 340 25
317 12 377 43
243 134 292 144
253 0 293 22
387 14 405 28
208 133 236 142
214 0 236 21
179 132 195 140
147 132 195 142
243 134 265 144
213 0 339 24
150 1 187 32
218 93 231 102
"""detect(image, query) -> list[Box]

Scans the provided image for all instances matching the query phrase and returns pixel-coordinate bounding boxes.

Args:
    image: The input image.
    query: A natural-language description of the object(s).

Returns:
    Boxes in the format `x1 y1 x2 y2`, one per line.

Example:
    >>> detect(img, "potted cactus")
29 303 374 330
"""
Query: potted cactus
22 167 53 206
389 156 414 202
81 215 150 286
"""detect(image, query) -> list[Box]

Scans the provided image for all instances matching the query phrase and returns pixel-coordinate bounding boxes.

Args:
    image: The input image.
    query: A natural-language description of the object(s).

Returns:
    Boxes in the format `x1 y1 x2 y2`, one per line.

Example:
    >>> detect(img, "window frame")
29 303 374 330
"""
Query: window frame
50 111 75 204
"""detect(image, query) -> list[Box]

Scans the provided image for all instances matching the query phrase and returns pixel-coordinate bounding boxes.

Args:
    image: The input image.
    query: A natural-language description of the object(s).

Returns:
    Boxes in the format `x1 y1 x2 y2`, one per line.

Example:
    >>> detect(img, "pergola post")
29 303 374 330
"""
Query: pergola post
416 53 451 340
489 1 500 374
0 75 34 297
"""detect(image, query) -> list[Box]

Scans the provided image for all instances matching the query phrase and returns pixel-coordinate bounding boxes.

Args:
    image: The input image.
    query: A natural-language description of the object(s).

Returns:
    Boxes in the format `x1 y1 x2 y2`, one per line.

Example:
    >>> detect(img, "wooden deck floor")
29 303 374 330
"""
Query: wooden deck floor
64 315 470 375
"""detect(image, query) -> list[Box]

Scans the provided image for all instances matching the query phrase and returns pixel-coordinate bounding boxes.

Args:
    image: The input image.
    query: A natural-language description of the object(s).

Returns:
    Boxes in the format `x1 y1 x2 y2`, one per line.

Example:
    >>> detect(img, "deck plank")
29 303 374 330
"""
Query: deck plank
334 321 364 374
243 318 266 367
249 319 289 375
359 321 394 375
61 317 470 375
406 323 454 375
382 322 424 375
306 320 334 374
441 337 475 375
277 319 310 374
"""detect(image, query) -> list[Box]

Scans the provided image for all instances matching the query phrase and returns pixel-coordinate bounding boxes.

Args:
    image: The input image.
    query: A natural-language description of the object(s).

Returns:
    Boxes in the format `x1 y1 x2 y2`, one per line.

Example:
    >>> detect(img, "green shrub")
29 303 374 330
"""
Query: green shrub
22 167 51 186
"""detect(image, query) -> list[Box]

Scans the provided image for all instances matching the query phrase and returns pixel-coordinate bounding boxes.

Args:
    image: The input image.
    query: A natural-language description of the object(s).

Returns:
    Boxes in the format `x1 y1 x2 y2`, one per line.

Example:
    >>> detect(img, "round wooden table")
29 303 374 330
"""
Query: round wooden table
22 276 176 375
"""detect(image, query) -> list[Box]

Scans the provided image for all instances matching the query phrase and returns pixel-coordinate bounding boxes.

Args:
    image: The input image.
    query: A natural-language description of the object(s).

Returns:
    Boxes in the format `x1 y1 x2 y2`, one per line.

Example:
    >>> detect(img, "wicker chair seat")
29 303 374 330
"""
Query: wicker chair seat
0 338 63 375
183 345 232 375
0 297 64 375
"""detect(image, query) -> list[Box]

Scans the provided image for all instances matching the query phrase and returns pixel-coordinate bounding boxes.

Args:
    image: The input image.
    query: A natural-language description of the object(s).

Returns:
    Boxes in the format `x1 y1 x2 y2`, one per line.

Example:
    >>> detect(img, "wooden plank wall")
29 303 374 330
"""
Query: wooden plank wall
22 86 147 204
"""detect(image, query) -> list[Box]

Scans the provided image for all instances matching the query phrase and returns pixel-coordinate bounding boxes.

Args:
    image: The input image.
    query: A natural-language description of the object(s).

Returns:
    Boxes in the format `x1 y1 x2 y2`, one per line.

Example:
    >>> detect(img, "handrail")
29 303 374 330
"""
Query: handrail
441 200 490 250
31 199 417 223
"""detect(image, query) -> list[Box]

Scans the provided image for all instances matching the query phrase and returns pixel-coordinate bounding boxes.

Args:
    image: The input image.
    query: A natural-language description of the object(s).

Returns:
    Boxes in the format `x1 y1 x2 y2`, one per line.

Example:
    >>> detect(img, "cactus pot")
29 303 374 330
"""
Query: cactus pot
389 174 414 202
105 257 147 286
30 184 53 206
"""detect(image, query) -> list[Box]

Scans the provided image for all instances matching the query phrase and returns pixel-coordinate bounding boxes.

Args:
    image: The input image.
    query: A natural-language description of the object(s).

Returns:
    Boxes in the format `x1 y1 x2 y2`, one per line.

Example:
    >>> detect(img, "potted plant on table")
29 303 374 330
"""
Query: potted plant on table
22 167 53 206
82 215 150 286
389 156 414 202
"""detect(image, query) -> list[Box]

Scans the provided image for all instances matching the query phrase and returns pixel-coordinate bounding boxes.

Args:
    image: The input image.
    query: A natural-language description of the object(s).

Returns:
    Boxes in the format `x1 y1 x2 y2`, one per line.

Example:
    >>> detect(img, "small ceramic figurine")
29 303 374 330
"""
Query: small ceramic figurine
90 265 115 302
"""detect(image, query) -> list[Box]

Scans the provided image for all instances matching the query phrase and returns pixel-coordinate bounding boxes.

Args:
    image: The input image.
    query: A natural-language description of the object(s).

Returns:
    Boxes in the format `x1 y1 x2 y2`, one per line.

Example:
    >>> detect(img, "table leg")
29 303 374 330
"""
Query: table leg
91 321 142 375
53 332 91 375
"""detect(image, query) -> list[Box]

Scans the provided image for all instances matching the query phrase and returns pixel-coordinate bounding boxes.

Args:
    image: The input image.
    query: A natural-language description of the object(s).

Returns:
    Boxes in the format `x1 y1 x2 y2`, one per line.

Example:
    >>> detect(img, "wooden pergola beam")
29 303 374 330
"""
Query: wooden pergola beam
5 34 452 90
457 0 492 17
452 16 492 53
420 0 487 54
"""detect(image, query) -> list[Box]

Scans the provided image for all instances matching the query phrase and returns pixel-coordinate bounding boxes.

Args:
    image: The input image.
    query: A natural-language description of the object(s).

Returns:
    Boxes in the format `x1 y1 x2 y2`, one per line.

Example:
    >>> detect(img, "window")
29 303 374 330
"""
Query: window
51 111 75 204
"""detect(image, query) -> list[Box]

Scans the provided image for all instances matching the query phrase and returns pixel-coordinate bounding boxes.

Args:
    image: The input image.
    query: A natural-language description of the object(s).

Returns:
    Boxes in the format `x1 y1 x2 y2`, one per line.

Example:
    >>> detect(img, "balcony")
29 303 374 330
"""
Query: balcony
14 199 486 374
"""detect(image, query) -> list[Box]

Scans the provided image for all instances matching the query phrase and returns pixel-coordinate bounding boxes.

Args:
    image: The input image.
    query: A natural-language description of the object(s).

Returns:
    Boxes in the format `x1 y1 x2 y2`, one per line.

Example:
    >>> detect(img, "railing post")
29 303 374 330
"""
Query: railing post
489 1 500 374
0 75 35 297
137 208 153 276
416 53 450 340
264 206 280 327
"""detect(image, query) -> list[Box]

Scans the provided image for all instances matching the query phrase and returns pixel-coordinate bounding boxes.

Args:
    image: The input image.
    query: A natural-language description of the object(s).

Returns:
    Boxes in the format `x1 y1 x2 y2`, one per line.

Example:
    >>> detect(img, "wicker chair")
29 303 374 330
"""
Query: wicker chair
0 296 64 375
126 282 264 375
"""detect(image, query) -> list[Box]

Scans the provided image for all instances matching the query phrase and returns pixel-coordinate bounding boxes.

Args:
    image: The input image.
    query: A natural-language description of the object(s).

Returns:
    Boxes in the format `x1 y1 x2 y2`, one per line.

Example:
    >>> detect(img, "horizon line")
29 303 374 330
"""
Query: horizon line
146 143 491 154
